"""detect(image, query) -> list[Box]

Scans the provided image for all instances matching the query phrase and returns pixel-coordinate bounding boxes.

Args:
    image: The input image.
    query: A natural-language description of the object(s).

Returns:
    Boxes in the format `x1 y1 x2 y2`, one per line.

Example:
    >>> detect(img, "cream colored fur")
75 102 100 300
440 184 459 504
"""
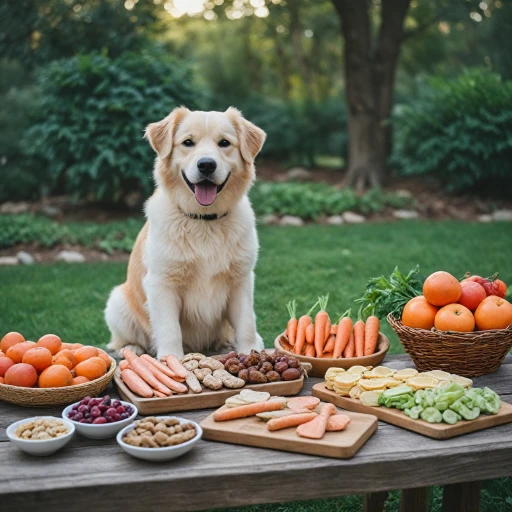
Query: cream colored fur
105 107 266 358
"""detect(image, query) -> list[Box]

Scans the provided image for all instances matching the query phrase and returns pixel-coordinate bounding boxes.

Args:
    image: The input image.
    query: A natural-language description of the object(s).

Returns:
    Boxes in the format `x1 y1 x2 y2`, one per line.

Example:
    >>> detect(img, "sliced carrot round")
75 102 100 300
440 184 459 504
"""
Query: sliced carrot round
287 396 320 411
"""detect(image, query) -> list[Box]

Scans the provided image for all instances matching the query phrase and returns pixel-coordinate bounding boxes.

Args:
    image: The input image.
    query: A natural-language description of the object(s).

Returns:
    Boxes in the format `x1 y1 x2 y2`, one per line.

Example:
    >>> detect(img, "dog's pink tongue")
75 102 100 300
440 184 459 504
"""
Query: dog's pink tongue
195 181 217 206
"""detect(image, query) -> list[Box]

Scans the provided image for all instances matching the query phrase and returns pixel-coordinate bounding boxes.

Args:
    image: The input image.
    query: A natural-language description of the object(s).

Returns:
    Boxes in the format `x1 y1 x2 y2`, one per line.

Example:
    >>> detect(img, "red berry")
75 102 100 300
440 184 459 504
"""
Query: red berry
93 417 107 424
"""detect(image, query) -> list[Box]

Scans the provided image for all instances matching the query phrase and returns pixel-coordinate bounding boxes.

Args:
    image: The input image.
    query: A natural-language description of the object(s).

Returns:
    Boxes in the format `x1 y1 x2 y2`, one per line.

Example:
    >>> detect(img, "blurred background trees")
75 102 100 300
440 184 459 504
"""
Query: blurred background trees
0 0 511 204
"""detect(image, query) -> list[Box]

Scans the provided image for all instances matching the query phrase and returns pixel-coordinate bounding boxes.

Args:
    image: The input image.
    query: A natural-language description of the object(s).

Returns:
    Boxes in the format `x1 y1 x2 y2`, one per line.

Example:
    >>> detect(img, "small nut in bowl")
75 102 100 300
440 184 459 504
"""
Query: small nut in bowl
7 416 75 456
62 395 138 439
117 416 202 462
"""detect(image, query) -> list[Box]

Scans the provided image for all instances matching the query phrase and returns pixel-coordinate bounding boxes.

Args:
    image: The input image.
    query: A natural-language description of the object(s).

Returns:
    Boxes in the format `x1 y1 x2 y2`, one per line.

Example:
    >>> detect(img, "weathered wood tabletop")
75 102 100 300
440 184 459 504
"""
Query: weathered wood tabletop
1 354 511 512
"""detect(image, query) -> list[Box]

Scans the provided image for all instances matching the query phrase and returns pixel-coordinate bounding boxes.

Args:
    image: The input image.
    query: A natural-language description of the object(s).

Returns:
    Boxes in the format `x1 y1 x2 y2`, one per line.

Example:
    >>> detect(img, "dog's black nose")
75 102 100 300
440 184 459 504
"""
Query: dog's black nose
197 158 217 175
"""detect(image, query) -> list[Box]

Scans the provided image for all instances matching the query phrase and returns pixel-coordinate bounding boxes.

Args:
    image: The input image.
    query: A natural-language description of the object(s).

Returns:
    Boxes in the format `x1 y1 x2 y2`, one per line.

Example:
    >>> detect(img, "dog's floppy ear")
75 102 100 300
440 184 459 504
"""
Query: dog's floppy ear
226 107 266 164
145 106 189 159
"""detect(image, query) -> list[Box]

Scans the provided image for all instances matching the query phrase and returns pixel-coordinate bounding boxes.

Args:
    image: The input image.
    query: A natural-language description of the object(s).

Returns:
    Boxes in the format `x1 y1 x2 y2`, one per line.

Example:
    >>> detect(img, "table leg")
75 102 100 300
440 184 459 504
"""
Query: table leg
400 487 428 512
363 491 388 512
442 481 480 512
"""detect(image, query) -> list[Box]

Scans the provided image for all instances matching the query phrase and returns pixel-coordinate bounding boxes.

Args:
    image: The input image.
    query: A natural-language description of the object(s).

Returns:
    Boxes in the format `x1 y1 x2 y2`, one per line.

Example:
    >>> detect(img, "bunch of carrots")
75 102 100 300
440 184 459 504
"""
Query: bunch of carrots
284 296 380 359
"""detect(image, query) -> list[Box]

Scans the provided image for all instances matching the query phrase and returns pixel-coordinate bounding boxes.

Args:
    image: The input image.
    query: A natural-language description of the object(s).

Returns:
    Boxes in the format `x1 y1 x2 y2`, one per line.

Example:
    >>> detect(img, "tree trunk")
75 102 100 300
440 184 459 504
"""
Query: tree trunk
289 0 313 98
331 0 409 191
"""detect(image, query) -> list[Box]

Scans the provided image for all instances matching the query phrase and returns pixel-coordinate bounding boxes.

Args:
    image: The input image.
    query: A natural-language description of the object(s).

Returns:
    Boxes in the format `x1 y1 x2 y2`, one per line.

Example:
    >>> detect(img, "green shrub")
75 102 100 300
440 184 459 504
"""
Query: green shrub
24 50 205 204
392 69 512 193
250 182 411 219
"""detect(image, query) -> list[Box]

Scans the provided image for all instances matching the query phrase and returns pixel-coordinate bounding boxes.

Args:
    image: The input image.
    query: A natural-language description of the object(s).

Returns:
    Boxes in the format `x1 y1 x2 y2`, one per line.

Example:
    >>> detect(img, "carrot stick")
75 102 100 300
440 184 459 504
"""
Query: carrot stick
214 401 285 422
123 349 172 395
323 334 335 354
121 368 153 398
314 295 329 358
141 354 177 378
267 412 318 431
333 309 352 358
305 344 316 357
119 360 130 371
286 300 298 347
343 330 355 358
354 319 365 358
364 316 380 355
296 403 337 439
321 351 334 358
153 390 167 398
294 300 319 355
140 357 187 393
165 354 188 380
330 324 337 335
305 323 315 344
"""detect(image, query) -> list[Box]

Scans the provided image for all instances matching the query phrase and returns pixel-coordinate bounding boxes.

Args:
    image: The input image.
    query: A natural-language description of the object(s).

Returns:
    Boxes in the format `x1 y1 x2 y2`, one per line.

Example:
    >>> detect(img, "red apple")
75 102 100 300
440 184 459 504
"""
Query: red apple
458 281 487 311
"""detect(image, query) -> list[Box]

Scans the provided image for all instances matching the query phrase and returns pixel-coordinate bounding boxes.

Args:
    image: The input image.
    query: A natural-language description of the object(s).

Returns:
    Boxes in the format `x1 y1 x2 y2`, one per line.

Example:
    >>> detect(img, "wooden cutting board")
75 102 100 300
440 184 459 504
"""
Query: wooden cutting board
114 368 305 414
200 402 378 459
312 382 512 440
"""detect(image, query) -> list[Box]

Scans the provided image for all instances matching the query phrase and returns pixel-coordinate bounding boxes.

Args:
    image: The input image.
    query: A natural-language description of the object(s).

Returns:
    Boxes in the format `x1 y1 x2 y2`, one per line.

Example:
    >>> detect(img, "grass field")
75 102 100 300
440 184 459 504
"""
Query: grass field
1 221 511 511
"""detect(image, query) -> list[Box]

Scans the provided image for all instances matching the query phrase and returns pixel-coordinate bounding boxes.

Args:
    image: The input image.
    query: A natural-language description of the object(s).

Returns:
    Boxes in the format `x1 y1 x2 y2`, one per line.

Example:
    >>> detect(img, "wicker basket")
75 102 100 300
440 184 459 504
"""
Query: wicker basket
0 357 116 407
388 314 512 377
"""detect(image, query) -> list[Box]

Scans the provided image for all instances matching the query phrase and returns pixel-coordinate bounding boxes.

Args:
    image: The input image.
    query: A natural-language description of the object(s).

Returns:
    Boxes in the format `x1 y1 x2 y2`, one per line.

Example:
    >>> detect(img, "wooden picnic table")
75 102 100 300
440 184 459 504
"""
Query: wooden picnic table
1 354 512 512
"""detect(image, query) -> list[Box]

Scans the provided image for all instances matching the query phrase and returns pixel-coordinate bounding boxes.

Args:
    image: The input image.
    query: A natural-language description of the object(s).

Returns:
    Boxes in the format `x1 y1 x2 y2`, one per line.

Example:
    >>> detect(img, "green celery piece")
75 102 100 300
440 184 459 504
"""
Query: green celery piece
382 385 413 399
442 409 459 425
408 405 424 420
421 407 443 423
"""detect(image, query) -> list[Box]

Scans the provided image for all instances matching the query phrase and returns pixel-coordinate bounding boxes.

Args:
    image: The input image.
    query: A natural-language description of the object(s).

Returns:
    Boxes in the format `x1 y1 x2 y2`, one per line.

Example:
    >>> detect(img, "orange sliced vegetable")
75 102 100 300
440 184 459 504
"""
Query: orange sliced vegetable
121 368 153 398
267 413 318 431
214 401 285 422
326 414 351 431
296 403 337 439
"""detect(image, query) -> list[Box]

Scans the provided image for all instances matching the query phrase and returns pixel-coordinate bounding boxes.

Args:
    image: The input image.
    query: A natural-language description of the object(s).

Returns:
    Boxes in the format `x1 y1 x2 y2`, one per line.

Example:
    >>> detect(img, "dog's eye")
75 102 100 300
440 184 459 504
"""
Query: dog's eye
182 139 195 147
218 139 231 148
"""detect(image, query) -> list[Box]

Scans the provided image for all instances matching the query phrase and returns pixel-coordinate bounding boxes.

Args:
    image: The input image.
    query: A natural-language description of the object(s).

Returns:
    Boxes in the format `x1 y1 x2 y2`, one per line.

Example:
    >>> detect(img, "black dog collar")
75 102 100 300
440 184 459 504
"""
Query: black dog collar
181 209 229 221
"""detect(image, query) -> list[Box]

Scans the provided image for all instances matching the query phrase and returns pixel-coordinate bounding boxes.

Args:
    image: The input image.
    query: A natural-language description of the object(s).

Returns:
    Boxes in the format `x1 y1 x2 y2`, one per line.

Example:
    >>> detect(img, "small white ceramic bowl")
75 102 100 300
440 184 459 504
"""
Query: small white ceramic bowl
62 399 138 439
117 417 202 462
7 416 75 456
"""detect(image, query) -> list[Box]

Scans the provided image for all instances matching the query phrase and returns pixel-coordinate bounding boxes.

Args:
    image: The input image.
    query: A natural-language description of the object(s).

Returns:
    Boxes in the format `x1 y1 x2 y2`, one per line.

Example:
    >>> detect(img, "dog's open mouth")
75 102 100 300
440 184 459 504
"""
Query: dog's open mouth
182 171 231 206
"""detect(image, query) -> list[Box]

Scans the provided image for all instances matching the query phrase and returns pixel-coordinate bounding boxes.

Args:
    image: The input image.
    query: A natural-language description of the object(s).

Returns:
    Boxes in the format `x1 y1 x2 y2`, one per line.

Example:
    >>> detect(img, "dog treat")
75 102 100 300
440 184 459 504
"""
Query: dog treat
199 357 225 371
183 360 199 371
185 372 203 394
181 353 206 363
123 417 197 448
202 374 223 390
15 418 69 440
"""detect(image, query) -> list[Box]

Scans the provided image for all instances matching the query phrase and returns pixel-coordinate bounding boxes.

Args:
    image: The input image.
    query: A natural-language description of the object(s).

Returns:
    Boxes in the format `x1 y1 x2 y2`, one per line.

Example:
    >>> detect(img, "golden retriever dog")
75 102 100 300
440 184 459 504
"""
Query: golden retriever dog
105 107 266 359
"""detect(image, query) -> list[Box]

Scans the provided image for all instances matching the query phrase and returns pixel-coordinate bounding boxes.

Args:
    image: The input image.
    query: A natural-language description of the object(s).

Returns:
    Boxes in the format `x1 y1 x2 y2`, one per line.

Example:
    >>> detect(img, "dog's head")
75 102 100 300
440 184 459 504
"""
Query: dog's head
146 107 266 214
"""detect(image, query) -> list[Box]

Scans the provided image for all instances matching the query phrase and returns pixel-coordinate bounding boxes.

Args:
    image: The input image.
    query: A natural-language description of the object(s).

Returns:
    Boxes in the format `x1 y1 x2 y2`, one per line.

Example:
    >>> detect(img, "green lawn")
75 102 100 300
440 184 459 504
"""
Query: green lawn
1 221 511 511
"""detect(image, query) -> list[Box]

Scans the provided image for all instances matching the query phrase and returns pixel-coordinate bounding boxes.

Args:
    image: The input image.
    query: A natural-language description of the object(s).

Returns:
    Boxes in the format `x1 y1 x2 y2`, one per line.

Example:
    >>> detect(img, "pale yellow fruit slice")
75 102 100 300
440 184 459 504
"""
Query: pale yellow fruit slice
349 385 362 400
393 368 418 381
384 379 403 388
239 389 270 403
333 386 352 396
450 374 473 388
346 365 371 375
325 367 346 380
407 376 439 390
372 366 396 378
358 378 390 391
425 370 451 381
225 395 250 408
325 380 334 390
334 374 361 385
360 390 384 407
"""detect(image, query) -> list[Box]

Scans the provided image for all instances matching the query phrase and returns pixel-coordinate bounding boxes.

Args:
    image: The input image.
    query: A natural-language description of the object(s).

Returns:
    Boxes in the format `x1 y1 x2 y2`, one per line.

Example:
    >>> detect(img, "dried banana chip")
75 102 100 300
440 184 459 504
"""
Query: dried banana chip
425 370 451 381
358 378 390 391
325 367 346 379
333 387 352 397
360 390 384 407
407 376 439 390
346 365 371 375
239 389 270 403
372 366 396 378
349 385 362 400
450 374 473 388
384 379 403 388
393 368 418 381
334 374 361 386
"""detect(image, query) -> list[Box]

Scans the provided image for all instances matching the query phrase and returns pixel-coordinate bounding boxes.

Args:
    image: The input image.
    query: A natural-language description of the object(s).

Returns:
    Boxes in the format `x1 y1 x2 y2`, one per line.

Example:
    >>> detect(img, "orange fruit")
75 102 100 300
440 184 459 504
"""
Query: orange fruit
22 347 53 372
74 346 98 363
6 341 36 364
56 348 78 366
72 376 90 385
4 363 38 387
1 332 25 353
435 304 475 332
458 281 486 311
60 342 74 351
74 357 107 381
423 271 462 307
0 356 15 377
97 349 111 368
0 376 4 384
52 354 74 370
37 334 62 355
402 296 439 330
38 364 73 388
70 343 84 351
474 295 512 331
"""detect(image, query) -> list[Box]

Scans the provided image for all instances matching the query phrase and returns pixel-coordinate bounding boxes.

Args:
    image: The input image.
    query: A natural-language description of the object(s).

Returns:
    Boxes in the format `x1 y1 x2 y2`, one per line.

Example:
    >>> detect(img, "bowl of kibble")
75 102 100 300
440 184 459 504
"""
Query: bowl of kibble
7 416 75 456
116 416 202 462
62 395 138 439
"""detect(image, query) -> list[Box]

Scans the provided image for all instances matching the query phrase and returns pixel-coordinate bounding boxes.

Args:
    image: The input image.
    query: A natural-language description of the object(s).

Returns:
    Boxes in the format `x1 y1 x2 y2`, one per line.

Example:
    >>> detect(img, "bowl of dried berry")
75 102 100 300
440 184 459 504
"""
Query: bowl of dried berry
117 416 202 462
62 395 137 439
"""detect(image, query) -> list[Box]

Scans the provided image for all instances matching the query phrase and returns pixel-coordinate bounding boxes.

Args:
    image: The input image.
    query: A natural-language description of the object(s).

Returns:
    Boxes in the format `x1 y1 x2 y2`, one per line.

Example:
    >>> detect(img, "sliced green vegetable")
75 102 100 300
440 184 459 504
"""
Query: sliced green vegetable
442 410 459 425
421 407 443 423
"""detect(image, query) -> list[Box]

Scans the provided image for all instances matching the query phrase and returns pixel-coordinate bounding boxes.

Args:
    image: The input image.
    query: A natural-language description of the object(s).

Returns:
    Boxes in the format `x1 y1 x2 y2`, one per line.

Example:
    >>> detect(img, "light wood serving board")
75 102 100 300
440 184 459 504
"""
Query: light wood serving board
114 368 304 415
200 402 378 459
312 382 512 440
